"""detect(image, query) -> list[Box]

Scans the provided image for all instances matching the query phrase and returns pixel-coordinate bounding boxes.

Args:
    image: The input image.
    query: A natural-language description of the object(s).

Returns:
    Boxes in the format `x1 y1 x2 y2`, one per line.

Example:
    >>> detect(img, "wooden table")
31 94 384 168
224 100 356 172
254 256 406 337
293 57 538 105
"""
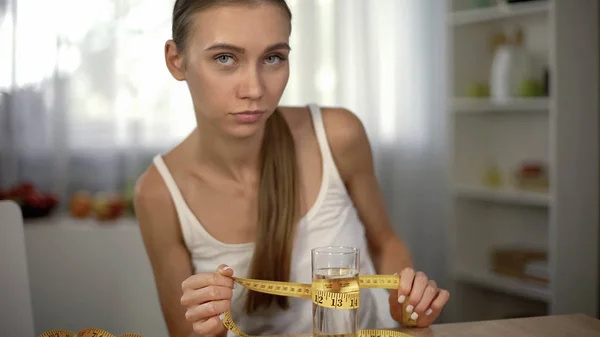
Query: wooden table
271 314 600 337
393 314 600 337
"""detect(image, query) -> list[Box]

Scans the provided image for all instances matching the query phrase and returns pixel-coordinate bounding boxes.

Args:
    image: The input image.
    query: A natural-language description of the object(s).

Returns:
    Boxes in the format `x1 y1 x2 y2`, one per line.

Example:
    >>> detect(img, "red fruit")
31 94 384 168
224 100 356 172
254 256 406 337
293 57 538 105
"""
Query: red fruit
24 192 46 208
6 187 21 199
13 182 35 198
20 181 35 191
108 201 125 219
4 181 36 202
5 189 23 205
45 194 59 208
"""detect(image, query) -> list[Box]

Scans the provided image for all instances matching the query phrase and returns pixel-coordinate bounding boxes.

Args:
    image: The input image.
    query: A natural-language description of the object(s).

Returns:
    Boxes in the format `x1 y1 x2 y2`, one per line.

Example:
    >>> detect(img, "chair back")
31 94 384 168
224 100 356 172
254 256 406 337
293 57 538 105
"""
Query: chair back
0 200 35 336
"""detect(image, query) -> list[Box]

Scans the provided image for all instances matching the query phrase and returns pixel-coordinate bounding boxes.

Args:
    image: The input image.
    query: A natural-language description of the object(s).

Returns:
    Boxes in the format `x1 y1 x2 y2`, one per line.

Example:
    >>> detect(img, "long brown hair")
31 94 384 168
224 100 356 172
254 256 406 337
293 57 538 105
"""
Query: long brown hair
171 0 297 314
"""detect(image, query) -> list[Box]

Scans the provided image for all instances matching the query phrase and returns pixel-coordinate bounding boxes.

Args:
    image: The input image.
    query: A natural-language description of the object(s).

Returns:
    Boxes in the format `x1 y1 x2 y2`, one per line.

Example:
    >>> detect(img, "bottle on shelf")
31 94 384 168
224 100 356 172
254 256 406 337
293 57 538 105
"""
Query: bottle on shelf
490 26 537 102
483 162 503 188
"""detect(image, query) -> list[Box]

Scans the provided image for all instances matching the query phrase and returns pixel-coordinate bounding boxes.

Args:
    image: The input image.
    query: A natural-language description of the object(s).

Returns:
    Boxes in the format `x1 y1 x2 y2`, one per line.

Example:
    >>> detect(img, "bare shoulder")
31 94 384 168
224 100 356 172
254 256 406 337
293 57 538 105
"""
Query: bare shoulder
320 107 368 153
321 107 373 182
277 105 366 144
133 161 183 246
278 105 372 182
134 163 170 216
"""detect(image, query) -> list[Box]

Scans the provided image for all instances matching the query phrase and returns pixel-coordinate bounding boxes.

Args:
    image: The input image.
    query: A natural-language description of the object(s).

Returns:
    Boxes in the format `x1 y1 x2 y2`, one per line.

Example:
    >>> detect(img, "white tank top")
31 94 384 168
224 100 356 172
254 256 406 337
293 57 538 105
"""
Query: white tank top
153 104 397 335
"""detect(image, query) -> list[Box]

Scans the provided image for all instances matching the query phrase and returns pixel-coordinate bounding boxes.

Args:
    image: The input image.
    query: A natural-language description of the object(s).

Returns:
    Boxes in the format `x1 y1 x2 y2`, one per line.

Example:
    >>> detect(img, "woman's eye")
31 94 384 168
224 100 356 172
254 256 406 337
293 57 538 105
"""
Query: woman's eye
265 55 282 64
216 55 234 65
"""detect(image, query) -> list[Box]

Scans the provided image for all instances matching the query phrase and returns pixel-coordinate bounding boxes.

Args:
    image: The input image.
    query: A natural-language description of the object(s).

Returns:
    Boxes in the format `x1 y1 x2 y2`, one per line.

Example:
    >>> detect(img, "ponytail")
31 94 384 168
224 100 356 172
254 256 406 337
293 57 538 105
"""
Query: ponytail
244 108 298 313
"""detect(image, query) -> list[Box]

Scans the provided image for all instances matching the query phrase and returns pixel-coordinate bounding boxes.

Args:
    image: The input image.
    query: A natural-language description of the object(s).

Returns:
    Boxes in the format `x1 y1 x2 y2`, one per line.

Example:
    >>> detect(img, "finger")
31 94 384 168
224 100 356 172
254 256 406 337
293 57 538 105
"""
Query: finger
413 289 450 328
413 284 438 318
181 285 233 307
216 264 234 276
397 267 415 304
387 289 404 323
217 264 237 289
192 314 227 336
405 272 428 317
427 289 450 317
182 268 235 291
185 299 231 322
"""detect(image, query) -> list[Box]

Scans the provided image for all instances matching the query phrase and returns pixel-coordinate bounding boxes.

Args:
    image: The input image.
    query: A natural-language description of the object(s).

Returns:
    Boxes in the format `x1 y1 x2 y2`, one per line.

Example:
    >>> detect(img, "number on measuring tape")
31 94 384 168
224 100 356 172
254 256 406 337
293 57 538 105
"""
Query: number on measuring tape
314 294 323 304
331 298 342 307
312 289 360 309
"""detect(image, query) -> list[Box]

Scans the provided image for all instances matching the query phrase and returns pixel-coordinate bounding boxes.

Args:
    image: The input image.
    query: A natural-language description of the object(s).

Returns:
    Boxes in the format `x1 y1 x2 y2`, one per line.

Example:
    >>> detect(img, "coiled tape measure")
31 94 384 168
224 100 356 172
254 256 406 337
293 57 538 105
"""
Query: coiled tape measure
39 273 417 337
38 331 142 337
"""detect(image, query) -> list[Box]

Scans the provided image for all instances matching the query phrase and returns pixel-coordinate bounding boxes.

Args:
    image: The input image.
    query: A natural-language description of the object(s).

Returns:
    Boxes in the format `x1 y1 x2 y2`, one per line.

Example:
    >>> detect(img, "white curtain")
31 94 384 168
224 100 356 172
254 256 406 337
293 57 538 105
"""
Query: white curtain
1 0 450 316
282 0 450 297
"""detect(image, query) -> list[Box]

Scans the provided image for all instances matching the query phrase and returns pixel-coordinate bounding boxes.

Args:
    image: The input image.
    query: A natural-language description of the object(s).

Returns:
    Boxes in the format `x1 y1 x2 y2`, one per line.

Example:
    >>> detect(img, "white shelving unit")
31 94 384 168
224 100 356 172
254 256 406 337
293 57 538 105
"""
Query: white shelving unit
446 0 599 323
452 97 549 113
453 267 550 302
449 0 550 26
454 184 550 207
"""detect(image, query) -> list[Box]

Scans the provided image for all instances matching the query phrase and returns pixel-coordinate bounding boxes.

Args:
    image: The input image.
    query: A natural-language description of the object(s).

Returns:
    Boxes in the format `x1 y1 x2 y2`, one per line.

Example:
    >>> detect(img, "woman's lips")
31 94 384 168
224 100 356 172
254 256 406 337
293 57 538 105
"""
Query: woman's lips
232 110 264 123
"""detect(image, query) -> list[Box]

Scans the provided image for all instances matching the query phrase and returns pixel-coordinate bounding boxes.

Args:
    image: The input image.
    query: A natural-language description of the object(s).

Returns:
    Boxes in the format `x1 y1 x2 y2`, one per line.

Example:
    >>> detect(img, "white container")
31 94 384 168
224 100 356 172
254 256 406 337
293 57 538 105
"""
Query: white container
490 44 534 102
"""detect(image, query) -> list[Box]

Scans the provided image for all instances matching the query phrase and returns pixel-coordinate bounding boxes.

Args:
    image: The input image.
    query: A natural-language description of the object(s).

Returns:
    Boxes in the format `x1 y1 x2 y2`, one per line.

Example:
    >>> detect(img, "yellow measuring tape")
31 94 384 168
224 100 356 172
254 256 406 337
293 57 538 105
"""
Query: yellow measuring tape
39 274 416 337
38 329 142 337
225 273 415 337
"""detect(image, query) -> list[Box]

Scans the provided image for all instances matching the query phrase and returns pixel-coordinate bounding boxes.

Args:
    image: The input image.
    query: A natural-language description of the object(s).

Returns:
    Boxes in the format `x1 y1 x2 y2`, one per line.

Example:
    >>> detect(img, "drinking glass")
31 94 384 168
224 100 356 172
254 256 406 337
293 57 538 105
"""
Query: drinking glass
311 246 360 337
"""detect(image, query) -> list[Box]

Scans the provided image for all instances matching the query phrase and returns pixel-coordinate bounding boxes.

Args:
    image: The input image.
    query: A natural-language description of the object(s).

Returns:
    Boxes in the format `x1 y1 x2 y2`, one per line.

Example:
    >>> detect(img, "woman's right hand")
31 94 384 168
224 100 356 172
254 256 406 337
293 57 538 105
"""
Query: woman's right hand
181 264 235 337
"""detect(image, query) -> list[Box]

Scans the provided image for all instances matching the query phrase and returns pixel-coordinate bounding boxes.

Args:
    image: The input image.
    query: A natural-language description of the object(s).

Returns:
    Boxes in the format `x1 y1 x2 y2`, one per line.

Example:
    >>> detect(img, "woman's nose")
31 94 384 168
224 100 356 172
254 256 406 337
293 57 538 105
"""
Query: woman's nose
238 67 264 100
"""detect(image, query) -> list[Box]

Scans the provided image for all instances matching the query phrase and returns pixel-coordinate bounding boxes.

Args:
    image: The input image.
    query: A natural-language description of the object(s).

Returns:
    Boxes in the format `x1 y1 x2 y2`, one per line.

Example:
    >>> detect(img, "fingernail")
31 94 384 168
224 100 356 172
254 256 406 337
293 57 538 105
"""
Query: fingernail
406 304 414 313
219 313 225 321
397 295 406 303
233 282 237 289
223 266 233 271
393 272 398 275
425 308 433 316
410 312 419 321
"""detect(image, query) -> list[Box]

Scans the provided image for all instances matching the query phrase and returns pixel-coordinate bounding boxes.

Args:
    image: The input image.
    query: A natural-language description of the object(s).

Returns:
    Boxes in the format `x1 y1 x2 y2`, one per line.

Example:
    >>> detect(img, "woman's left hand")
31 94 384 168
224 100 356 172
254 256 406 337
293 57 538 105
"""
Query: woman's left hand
388 267 450 328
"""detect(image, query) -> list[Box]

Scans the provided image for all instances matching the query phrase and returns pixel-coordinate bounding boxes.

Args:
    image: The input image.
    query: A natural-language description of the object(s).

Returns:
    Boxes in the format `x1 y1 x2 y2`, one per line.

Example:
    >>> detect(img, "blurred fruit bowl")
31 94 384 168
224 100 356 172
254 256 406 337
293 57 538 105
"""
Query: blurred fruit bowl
0 181 59 219
20 204 56 218
69 190 127 221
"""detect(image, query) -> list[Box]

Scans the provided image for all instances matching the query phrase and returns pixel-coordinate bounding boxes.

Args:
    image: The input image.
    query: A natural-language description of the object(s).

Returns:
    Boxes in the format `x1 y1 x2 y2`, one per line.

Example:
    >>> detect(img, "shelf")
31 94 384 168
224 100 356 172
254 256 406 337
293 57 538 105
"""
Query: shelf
452 97 550 114
453 184 550 207
453 267 550 302
449 0 550 26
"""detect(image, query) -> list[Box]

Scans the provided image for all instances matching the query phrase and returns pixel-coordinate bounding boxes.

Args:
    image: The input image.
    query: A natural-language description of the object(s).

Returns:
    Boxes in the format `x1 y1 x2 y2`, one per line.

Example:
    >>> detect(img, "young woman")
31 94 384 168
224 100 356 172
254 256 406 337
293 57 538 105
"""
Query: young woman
133 1 450 336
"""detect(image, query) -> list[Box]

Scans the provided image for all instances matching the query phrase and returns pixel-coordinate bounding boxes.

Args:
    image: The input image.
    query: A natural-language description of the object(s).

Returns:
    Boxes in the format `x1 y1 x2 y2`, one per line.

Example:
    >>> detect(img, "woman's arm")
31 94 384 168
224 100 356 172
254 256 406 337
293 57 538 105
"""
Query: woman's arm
134 166 195 337
323 107 449 326
322 107 413 274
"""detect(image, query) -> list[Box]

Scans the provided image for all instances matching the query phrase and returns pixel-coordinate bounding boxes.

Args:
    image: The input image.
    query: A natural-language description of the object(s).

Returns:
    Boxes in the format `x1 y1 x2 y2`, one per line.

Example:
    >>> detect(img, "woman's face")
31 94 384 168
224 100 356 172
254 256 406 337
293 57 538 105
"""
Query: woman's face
166 3 291 139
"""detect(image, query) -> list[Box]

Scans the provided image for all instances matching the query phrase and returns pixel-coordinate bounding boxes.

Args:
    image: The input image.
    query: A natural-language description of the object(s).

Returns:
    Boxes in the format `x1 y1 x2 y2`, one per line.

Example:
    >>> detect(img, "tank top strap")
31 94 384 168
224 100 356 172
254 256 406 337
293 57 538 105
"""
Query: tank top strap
152 155 188 208
152 155 195 243
307 104 345 186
